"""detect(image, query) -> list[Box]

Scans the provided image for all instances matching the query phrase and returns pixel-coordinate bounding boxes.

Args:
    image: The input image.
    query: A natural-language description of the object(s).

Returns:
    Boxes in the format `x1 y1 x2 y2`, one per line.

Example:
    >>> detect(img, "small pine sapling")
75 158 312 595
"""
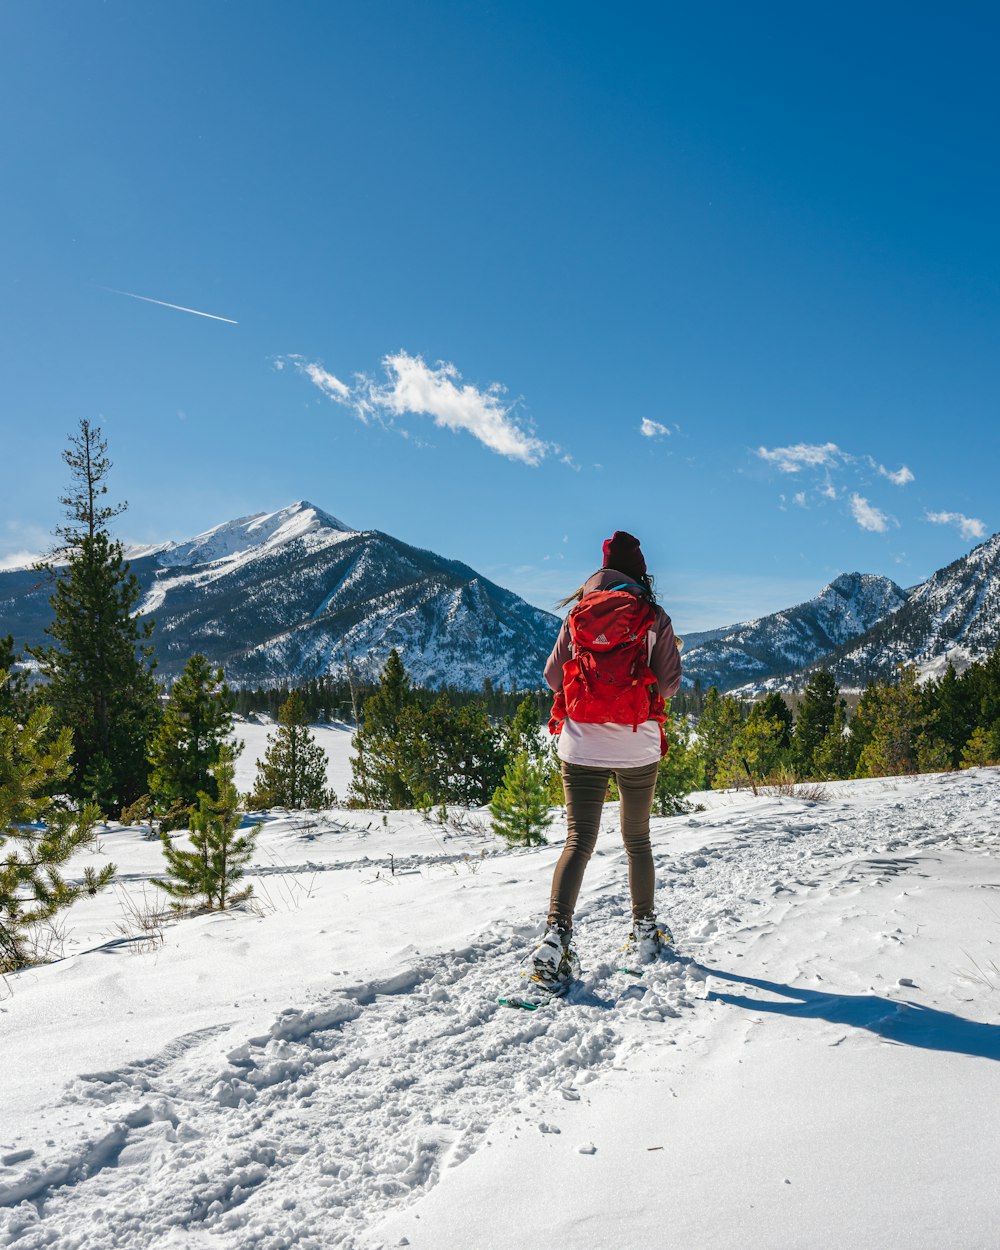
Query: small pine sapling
490 750 552 847
1 696 113 972
155 746 259 911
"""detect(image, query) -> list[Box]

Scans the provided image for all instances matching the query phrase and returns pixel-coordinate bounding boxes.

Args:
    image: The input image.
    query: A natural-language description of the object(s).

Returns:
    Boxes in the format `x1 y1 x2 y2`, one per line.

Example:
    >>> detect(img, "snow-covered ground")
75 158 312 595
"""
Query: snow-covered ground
2 744 999 1249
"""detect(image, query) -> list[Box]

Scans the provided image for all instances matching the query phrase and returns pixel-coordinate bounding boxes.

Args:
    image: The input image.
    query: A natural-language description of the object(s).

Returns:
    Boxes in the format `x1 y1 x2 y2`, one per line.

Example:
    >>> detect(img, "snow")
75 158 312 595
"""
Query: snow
137 503 357 617
2 755 999 1249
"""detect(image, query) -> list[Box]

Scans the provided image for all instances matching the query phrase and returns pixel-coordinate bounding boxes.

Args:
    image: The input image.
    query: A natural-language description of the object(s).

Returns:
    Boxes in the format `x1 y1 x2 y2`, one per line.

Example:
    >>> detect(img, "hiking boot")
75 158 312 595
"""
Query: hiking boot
529 923 579 990
625 916 674 965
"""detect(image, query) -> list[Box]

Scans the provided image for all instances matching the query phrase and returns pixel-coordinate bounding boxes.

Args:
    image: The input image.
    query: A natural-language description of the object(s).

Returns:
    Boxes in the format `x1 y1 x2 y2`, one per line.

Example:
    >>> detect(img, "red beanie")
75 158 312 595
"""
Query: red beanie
602 531 646 581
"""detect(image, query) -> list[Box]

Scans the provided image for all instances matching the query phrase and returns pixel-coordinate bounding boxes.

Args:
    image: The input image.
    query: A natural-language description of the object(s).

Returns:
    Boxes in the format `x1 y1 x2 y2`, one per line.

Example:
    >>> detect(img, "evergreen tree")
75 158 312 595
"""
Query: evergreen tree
924 662 975 769
398 696 505 807
490 750 552 846
251 690 331 809
148 654 236 828
1 693 113 971
750 692 794 751
503 695 547 764
154 746 258 910
695 688 744 786
29 420 160 811
960 725 1000 768
811 700 851 779
792 671 844 777
0 635 32 723
856 667 926 778
715 715 786 790
845 682 880 775
653 716 704 815
348 649 416 808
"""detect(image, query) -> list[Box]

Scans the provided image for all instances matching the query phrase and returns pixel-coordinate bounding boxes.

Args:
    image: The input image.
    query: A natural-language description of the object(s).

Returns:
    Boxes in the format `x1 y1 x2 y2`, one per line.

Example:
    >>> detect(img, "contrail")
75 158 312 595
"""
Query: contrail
103 287 238 324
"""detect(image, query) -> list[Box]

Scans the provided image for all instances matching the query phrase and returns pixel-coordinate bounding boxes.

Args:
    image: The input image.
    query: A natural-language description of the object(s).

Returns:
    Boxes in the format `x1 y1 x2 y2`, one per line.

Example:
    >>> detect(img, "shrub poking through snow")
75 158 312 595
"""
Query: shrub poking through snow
155 745 259 911
0 693 113 972
490 750 552 847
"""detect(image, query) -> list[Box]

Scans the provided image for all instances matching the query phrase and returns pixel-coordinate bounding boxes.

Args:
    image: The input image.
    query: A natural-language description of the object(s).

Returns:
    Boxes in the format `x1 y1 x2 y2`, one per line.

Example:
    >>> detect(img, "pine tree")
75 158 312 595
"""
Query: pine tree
398 697 505 807
750 692 794 751
503 695 547 764
251 691 331 809
856 667 926 778
348 649 416 808
0 636 32 722
154 746 258 910
695 688 744 786
792 671 844 777
29 420 160 811
653 716 704 815
845 682 879 775
926 662 975 768
1 692 113 971
811 700 851 779
960 725 1000 768
148 654 235 828
716 715 786 790
490 750 552 846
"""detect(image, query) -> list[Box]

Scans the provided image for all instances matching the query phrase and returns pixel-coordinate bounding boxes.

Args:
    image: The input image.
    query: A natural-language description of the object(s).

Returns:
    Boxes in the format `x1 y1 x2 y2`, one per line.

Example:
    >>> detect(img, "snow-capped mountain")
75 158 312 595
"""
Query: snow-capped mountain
717 533 1000 695
0 502 560 689
681 572 909 692
803 531 1000 689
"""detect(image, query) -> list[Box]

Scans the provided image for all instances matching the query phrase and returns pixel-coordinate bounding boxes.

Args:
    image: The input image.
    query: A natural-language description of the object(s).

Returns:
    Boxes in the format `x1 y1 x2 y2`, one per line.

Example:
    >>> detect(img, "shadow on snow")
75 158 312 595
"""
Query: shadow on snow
706 968 1000 1063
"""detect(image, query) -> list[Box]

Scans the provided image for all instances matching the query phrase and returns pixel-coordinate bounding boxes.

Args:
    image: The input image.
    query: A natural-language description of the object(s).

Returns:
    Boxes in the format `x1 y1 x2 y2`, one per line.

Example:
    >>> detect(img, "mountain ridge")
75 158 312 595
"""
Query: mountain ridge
2 504 996 694
0 502 560 690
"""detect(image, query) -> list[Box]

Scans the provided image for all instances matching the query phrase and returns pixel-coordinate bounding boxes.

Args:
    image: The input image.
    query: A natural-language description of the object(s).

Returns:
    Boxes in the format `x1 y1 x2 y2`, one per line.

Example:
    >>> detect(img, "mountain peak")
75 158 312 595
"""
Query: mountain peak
151 501 354 570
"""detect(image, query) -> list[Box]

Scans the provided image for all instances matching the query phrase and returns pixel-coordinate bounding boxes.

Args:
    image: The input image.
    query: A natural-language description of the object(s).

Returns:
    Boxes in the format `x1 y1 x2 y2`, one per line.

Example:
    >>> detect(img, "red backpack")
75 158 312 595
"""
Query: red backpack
549 584 668 751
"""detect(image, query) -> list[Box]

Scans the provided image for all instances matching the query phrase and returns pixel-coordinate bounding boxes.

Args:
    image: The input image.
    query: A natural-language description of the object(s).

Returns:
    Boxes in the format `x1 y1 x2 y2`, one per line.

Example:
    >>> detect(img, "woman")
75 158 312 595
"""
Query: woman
531 530 682 990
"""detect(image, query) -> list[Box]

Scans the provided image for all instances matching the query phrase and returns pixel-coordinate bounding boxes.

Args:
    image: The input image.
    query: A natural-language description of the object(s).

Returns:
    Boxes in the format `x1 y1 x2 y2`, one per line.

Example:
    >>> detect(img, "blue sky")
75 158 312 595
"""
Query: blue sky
2 2 997 630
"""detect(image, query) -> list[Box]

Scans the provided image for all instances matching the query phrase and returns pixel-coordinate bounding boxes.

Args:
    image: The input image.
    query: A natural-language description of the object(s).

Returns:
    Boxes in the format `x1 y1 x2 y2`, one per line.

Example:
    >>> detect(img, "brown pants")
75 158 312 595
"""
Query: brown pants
548 759 659 929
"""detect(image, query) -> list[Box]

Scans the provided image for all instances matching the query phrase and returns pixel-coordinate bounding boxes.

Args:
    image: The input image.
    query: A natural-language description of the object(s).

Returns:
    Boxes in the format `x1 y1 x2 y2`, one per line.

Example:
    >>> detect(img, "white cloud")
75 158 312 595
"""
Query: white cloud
281 350 547 464
281 355 352 405
926 510 986 541
877 463 914 486
640 418 670 438
366 351 546 464
850 493 890 533
757 442 842 473
756 440 917 531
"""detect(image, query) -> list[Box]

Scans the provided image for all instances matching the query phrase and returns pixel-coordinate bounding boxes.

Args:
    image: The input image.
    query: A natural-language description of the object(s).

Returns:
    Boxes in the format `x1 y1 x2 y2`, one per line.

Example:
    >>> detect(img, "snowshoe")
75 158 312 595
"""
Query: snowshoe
498 925 580 1010
620 917 674 972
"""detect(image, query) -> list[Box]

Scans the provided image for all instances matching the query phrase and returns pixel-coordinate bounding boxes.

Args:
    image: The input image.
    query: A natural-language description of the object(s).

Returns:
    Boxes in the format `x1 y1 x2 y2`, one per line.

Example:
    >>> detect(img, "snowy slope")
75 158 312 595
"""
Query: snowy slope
3 761 999 1249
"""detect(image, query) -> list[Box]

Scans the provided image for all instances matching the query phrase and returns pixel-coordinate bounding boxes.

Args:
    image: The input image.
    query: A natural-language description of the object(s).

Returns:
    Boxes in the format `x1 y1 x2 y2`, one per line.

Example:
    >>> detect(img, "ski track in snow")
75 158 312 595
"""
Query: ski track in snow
2 771 997 1249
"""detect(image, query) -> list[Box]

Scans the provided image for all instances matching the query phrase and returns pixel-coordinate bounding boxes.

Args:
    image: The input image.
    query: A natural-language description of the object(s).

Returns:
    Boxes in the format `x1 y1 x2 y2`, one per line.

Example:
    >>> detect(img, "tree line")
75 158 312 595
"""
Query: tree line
692 655 1000 790
232 674 550 728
